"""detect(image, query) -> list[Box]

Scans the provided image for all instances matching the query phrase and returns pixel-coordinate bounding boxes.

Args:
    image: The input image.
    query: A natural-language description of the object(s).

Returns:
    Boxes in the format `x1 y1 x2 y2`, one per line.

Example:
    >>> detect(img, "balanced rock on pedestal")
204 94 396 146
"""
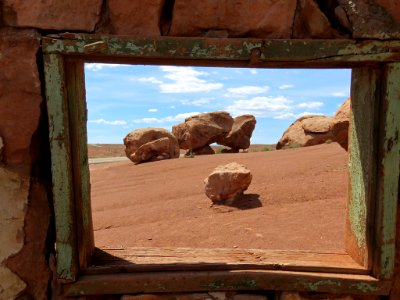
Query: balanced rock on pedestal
172 111 233 150
204 162 252 204
123 128 180 164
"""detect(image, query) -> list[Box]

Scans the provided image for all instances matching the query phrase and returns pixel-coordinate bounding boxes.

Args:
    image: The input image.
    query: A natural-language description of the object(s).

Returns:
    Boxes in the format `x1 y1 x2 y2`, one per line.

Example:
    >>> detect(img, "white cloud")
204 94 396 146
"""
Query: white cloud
226 85 270 97
296 112 324 118
148 108 158 112
132 112 201 124
89 118 127 125
279 84 294 90
85 63 125 72
225 96 293 118
297 102 324 109
159 66 223 93
138 77 163 84
250 69 258 75
170 105 175 109
181 98 211 106
274 113 296 120
332 92 347 97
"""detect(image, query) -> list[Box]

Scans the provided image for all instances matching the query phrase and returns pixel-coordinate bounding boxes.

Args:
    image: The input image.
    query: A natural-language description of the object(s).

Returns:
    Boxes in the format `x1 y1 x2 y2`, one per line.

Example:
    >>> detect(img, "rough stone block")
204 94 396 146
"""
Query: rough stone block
170 0 297 38
0 28 42 176
279 292 355 300
338 0 400 38
105 0 163 37
0 167 29 300
6 180 51 300
293 0 337 38
232 294 268 300
2 0 102 31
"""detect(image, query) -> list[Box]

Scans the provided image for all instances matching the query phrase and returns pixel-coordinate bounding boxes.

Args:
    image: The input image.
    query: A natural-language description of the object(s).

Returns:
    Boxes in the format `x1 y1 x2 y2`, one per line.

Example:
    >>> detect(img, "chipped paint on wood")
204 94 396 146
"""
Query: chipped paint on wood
44 54 78 282
346 68 380 267
61 271 391 296
374 63 400 279
65 61 95 269
41 35 400 64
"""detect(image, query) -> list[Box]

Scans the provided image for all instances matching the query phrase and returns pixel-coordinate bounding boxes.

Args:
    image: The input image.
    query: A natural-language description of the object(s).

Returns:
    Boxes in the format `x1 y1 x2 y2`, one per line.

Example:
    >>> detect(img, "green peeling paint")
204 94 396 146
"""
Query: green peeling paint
308 280 341 292
204 279 258 290
377 63 400 278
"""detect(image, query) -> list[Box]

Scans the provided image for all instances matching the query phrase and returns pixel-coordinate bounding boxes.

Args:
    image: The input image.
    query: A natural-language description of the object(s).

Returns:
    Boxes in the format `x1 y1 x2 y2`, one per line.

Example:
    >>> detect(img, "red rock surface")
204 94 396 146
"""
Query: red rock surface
293 0 337 38
106 0 163 36
216 115 256 150
124 128 180 164
91 143 348 252
204 162 252 203
338 0 400 38
2 0 102 31
276 115 334 150
172 111 233 150
332 98 351 151
0 29 42 176
169 0 297 38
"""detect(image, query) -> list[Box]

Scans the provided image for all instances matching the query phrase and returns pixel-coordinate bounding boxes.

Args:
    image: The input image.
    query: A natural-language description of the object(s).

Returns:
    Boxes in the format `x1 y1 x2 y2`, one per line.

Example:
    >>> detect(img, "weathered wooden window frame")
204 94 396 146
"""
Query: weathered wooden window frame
42 34 400 297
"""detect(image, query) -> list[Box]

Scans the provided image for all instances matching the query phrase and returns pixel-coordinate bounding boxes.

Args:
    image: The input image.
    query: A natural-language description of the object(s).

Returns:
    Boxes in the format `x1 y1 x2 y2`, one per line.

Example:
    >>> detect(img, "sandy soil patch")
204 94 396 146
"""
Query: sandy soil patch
90 143 348 253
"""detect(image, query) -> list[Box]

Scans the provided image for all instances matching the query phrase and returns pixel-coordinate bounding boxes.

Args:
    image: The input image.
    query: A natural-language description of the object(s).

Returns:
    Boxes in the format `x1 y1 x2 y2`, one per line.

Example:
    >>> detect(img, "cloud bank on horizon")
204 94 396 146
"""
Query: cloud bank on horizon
85 63 351 144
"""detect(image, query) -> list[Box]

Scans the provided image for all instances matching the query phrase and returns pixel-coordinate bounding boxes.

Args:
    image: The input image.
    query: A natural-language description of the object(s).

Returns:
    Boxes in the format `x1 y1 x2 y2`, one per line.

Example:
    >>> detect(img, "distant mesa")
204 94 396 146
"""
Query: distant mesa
123 128 180 164
276 98 350 150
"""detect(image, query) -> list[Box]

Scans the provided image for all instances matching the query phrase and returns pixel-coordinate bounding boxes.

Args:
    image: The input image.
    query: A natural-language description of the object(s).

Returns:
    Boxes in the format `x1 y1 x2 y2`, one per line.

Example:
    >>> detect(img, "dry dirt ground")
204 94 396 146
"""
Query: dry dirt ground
90 143 348 253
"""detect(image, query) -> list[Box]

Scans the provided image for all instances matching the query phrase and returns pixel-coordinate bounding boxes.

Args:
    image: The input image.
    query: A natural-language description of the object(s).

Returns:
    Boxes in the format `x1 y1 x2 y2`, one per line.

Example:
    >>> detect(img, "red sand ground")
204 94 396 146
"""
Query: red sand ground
90 143 348 253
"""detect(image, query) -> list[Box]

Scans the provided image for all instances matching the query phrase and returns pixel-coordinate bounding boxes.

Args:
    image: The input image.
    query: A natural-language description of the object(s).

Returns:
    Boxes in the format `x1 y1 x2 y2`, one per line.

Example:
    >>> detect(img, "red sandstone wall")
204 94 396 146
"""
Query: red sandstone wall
0 1 399 299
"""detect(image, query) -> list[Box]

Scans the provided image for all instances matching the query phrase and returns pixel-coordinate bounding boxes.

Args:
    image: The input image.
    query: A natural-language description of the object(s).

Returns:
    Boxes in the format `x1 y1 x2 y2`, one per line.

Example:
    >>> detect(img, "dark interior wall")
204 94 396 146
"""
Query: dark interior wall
0 1 399 299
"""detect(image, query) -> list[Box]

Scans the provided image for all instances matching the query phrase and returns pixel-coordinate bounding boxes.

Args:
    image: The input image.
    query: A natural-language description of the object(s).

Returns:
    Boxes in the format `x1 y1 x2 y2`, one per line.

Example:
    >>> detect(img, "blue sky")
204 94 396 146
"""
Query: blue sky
85 63 351 144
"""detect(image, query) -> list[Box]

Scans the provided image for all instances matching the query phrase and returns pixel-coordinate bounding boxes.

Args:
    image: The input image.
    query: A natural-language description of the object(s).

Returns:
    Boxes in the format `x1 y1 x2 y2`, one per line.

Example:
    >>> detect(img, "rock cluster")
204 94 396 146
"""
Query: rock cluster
204 162 252 203
173 111 256 154
276 98 350 150
123 111 256 164
123 128 180 164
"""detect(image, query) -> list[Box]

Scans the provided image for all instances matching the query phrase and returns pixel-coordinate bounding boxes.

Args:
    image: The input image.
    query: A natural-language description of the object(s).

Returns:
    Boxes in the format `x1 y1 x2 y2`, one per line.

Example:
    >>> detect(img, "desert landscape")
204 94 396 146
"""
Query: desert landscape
90 143 348 253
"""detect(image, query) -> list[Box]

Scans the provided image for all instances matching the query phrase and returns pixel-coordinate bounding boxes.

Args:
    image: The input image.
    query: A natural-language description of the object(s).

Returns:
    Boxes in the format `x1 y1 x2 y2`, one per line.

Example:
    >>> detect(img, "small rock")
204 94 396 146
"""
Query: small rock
204 162 252 203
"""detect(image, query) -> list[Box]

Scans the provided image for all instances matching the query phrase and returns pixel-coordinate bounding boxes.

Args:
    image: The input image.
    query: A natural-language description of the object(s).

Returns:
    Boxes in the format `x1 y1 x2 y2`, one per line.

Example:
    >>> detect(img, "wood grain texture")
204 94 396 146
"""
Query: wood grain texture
86 247 367 275
65 60 95 270
44 54 78 282
374 63 400 279
347 67 380 268
62 270 391 296
42 35 400 66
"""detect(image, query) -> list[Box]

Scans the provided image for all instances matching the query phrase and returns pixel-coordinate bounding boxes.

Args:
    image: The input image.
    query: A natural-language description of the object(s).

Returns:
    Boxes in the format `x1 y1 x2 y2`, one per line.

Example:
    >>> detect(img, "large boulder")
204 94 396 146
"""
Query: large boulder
276 115 334 150
204 162 252 203
216 115 256 150
332 97 350 150
169 0 297 38
172 111 233 150
123 128 180 164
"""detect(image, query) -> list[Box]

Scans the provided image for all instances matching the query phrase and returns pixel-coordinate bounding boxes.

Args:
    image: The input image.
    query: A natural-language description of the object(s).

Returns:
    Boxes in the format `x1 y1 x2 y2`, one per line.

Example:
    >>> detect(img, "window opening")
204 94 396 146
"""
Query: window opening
85 64 352 256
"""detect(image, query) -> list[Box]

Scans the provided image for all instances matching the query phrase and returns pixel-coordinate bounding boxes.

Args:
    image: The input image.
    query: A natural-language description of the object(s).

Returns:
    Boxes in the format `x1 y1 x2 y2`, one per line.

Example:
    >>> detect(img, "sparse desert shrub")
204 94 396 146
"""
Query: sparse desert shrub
262 146 271 152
